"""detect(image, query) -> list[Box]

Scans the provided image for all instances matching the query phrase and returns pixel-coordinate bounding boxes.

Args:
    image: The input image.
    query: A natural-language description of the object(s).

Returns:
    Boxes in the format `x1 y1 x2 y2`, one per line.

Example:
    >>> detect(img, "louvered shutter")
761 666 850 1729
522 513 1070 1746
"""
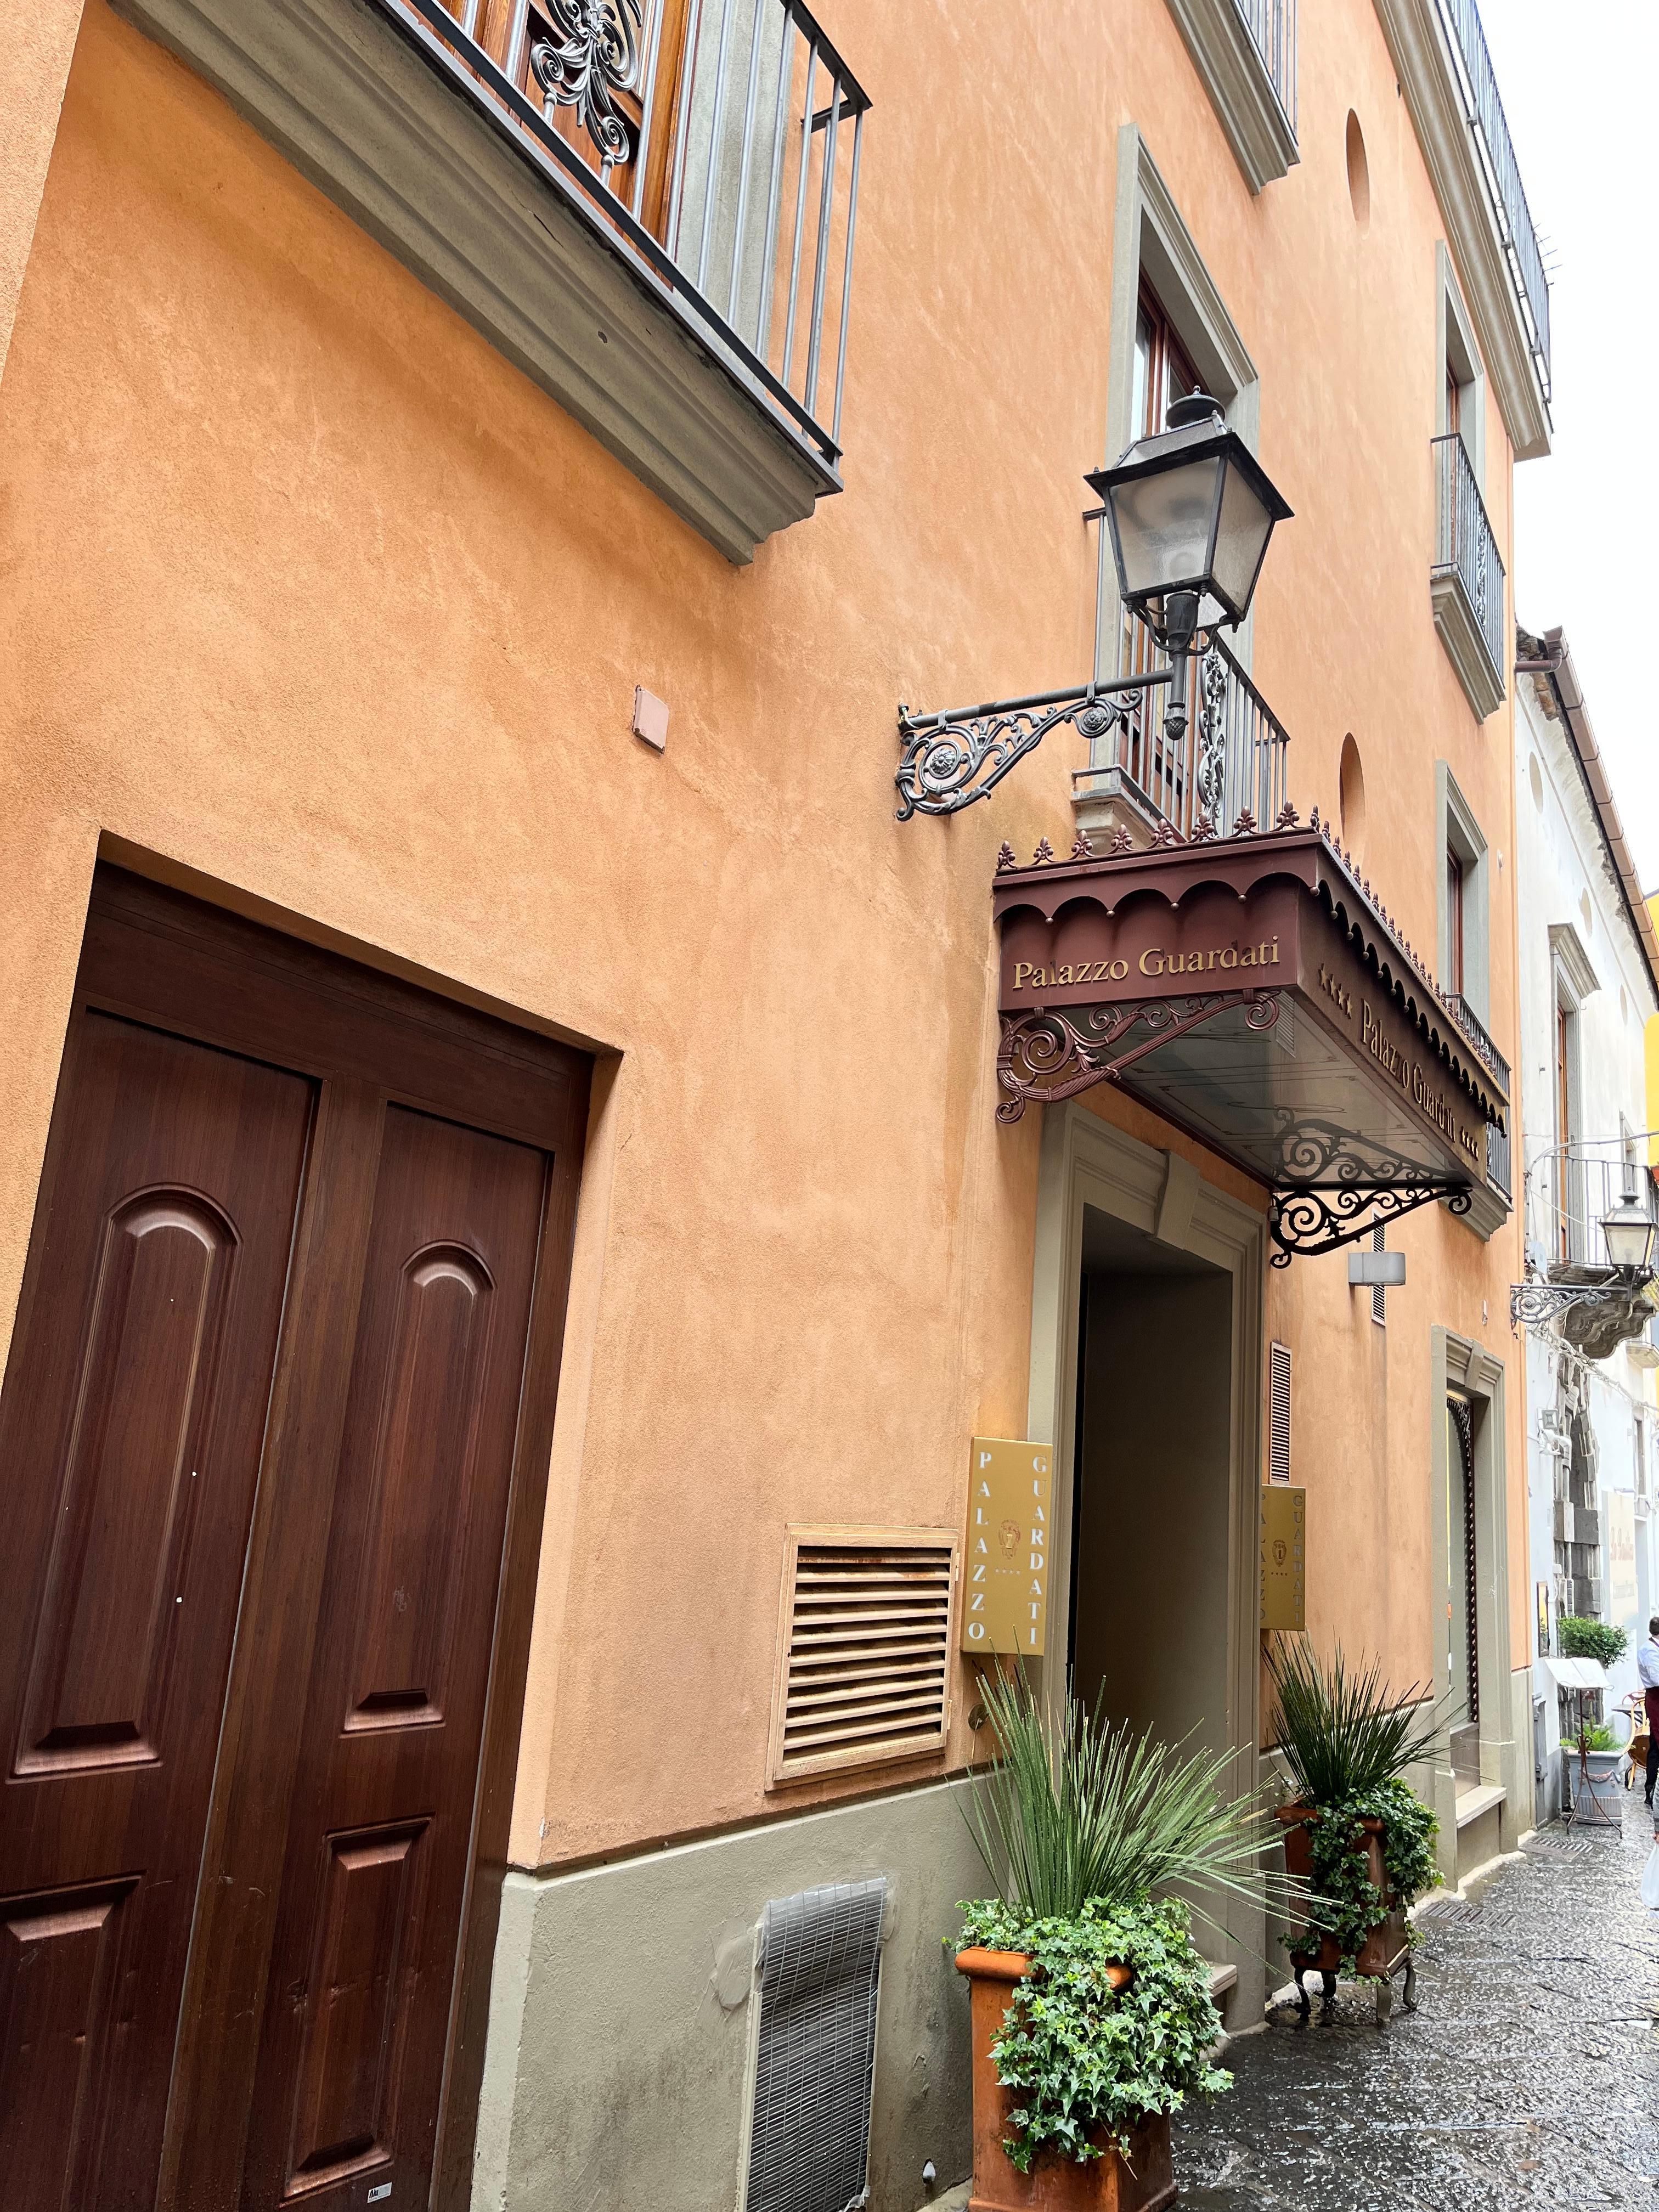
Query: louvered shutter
768 1528 957 1785
1268 1342 1292 1485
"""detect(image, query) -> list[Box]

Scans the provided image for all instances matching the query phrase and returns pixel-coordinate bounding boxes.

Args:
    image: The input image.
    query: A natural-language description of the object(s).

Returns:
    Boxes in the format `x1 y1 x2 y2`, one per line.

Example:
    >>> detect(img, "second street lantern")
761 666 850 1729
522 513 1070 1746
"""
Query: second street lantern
1088 391 1294 655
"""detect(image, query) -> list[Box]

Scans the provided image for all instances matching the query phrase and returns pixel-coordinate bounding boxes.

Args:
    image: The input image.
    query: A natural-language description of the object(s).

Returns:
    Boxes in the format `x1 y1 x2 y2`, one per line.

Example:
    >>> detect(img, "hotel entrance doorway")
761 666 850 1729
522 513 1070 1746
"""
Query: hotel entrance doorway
1068 1204 1235 1769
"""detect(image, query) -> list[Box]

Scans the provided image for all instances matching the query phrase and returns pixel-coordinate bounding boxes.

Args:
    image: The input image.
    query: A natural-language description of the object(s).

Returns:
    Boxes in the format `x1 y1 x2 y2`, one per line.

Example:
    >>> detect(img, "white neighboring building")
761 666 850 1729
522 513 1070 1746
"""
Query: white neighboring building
1513 627 1659 1823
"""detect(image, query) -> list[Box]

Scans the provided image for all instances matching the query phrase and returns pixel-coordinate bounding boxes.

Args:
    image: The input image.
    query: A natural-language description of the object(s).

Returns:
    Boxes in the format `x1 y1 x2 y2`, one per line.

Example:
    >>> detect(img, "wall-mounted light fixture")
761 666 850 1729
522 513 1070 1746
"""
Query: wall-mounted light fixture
1511 1175 1659 1329
895 394 1292 817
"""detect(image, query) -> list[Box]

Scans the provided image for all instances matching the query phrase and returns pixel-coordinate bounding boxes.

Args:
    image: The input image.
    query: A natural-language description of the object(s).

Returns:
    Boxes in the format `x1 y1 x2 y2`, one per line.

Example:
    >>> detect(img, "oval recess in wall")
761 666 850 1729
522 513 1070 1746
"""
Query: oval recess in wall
1580 890 1594 935
1529 755 1544 809
1346 112 1371 231
1339 733 1366 855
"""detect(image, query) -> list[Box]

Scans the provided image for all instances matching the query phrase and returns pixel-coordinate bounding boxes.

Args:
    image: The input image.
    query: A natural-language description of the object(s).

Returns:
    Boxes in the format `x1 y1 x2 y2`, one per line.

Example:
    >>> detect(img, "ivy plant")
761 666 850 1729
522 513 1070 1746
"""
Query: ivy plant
956 1894 1229 2170
1286 1778 1438 1978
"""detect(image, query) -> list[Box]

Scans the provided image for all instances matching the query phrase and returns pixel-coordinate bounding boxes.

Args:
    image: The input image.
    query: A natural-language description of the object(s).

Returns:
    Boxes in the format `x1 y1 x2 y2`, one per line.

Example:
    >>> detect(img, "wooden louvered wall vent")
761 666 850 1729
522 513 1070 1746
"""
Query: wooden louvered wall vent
768 1527 959 1786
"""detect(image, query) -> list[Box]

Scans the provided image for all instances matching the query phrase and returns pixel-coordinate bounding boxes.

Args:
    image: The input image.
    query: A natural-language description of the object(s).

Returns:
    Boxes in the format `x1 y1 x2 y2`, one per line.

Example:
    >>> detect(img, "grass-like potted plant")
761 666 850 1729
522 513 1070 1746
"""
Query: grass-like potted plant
953 1670 1290 2211
1265 1637 1439 2019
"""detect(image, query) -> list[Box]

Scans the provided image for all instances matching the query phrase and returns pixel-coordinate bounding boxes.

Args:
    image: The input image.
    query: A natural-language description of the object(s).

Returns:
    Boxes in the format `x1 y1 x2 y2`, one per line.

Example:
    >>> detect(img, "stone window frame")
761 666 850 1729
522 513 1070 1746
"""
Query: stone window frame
1437 243 1487 493
1436 761 1491 1025
1428 1329 1523 1875
1094 129 1261 688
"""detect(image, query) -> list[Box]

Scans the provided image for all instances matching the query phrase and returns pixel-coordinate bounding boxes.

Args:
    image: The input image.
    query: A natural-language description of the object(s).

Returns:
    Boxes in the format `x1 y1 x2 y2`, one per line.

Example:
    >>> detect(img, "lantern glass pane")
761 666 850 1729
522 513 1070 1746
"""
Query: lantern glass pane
1210 458 1275 618
1602 1201 1655 1269
1108 457 1223 600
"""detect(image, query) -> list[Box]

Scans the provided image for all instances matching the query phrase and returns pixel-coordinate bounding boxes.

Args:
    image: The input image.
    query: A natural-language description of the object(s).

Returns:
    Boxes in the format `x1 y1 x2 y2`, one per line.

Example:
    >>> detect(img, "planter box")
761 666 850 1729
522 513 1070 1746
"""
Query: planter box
1276 1808 1408 1979
953 1948 1176 2212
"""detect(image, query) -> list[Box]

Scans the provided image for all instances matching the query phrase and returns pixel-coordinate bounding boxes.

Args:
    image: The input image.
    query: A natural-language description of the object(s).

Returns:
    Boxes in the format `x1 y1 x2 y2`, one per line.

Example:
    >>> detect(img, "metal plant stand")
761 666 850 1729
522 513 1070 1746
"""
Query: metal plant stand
1291 1934 1416 2027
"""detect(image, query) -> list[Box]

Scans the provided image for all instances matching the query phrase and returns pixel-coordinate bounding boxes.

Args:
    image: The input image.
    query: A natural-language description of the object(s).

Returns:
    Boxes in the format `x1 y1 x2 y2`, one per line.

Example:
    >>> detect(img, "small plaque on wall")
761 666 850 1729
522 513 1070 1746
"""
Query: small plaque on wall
963 1438 1053 1655
1260 1485 1306 1632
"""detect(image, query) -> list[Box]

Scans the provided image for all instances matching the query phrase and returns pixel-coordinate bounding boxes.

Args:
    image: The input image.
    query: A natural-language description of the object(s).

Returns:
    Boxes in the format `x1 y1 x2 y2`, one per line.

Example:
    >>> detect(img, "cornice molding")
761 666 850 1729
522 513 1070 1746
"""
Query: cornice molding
1372 0 1550 461
1163 0 1298 195
1547 920 1601 1006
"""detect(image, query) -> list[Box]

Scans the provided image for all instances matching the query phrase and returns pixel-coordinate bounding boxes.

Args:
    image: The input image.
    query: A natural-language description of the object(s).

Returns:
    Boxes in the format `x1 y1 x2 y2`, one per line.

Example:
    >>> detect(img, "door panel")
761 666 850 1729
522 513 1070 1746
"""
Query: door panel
0 1877 136 2209
0 874 588 2210
239 1106 549 2209
0 1014 314 2207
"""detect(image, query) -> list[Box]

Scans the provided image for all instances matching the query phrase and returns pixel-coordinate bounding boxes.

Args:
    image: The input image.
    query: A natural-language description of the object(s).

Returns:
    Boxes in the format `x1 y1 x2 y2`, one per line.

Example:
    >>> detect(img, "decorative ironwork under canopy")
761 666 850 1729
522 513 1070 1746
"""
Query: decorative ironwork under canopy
993 820 1511 1265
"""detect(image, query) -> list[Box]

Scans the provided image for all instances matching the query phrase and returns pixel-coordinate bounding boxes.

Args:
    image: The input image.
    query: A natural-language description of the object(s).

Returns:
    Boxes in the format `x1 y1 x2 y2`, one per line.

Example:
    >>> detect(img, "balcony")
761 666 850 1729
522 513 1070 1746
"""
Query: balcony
1071 637 1290 849
120 0 867 562
1372 0 1551 457
1434 0 1550 403
1445 994 1510 1192
1431 435 1506 720
1166 0 1298 191
1521 1147 1659 1357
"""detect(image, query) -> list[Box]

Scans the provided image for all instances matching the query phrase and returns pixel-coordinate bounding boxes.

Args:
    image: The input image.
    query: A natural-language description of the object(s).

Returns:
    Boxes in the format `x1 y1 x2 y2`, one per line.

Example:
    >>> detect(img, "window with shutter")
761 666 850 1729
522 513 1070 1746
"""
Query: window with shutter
1268 1342 1292 1485
768 1528 957 1786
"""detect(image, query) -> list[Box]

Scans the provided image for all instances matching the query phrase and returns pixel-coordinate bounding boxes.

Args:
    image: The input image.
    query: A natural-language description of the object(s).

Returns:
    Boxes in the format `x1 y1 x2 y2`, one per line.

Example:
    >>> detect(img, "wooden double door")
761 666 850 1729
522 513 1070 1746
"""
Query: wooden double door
0 870 589 2209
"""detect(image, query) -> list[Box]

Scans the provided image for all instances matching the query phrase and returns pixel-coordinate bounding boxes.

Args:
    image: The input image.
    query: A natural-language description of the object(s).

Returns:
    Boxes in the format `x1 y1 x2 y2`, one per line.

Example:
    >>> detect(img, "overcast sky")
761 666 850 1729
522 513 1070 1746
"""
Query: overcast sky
1477 3 1658 890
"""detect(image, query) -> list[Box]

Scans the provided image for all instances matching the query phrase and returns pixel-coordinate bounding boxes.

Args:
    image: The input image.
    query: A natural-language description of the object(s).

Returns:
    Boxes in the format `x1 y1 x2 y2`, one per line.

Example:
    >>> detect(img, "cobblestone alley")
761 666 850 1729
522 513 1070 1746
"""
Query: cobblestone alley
1173 1795 1659 2210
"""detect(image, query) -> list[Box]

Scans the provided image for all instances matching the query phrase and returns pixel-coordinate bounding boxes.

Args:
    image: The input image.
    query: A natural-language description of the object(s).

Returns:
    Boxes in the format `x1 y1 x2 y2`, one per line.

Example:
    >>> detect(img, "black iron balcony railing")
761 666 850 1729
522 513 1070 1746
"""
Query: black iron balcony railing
1079 635 1290 841
1233 0 1296 133
1432 433 1506 696
392 0 868 473
1434 0 1551 399
1442 994 1512 1194
1444 992 1509 1093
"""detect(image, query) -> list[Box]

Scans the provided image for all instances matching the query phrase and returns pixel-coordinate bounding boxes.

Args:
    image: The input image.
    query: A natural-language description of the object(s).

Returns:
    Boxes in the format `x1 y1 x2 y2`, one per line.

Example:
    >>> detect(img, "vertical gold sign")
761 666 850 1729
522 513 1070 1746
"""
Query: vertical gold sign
963 1438 1053 1655
1260 1485 1306 1632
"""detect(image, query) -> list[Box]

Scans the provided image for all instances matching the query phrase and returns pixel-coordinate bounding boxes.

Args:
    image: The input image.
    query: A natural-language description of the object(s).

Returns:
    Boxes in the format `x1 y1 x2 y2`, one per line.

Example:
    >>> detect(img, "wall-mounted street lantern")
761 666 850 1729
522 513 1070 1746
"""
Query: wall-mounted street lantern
1511 1177 1659 1330
895 394 1293 819
1088 392 1293 661
1600 1188 1657 1272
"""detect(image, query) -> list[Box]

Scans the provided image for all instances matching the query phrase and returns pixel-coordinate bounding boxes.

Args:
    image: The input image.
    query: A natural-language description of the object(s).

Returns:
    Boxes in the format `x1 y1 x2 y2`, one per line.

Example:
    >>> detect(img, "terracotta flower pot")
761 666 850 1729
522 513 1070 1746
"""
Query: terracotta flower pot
1275 1805 1407 1977
953 1947 1177 2212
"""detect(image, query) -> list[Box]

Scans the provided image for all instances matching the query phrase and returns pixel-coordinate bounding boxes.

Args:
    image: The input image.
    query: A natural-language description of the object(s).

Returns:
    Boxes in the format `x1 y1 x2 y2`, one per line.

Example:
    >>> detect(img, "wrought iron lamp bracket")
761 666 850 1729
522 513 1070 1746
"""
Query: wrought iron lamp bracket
996 990 1281 1123
895 504 1217 821
895 678 1158 822
1269 1181 1472 1268
1509 1272 1655 1331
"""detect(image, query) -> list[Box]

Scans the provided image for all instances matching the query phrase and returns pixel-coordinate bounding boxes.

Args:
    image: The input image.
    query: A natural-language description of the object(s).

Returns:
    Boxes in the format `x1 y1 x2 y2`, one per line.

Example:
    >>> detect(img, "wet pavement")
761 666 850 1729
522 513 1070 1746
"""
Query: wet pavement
1172 1790 1659 2209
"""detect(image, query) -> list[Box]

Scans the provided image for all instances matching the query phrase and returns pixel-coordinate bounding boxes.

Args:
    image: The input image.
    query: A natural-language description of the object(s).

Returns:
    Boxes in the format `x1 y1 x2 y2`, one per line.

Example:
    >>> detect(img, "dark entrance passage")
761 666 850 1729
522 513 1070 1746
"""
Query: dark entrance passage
0 869 588 2210
1068 1204 1234 1760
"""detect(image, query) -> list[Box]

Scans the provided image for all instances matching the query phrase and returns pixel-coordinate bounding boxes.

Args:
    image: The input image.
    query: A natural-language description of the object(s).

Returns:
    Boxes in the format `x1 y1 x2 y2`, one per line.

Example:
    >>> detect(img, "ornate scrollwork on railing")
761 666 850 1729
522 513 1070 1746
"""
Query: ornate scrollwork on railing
996 990 1280 1123
1269 1182 1472 1267
1194 646 1228 824
530 0 643 174
895 684 1151 821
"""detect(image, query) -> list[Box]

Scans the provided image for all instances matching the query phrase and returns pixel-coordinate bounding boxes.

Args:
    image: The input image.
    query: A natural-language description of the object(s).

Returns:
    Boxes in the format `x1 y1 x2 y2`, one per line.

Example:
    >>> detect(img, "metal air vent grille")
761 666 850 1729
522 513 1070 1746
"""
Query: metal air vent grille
768 1527 957 1785
746 1877 887 2212
1269 1341 1293 1483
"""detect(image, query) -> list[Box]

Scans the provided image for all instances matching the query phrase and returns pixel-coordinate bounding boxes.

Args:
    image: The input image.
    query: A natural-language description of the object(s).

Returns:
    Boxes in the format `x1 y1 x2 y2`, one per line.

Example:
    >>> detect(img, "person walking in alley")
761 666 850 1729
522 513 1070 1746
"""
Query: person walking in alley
1641 1616 1659 1809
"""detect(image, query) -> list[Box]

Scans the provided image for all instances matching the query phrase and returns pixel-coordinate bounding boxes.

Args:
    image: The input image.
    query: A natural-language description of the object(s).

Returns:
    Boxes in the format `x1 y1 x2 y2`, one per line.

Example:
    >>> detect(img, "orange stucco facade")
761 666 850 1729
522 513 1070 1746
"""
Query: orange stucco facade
0 0 1543 2197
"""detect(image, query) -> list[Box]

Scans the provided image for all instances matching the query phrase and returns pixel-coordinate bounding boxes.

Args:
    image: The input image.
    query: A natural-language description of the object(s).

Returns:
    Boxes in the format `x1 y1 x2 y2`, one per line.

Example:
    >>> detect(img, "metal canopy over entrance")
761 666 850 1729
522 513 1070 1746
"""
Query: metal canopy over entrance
992 823 1511 1264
